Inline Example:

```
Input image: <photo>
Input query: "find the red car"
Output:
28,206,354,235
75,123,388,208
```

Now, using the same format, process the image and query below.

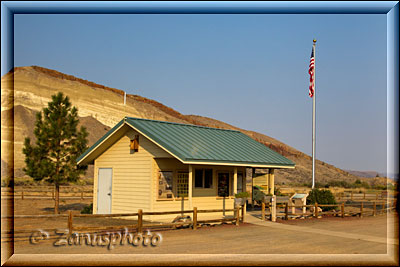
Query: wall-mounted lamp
130,135,139,152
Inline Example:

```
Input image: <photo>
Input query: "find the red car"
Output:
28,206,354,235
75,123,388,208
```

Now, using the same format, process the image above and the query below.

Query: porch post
251,168,255,209
233,167,238,218
269,169,275,195
188,164,193,209
233,167,238,195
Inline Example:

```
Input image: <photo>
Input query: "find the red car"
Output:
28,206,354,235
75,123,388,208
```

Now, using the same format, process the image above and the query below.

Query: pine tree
22,92,88,214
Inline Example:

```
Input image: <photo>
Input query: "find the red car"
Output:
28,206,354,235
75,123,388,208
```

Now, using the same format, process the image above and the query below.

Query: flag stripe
308,46,315,97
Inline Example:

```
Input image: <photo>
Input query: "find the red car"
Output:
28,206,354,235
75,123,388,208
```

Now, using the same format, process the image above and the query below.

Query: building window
237,172,244,193
195,169,203,188
204,169,213,188
177,172,189,197
194,169,213,188
158,171,173,199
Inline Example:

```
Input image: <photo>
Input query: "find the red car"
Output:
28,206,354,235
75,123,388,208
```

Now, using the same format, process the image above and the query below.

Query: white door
97,168,112,214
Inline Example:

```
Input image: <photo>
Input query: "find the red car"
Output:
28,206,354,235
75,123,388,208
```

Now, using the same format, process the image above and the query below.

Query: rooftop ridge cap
125,116,241,133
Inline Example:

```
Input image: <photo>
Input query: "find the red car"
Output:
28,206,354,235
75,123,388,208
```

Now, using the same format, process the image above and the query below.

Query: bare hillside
1,66,367,185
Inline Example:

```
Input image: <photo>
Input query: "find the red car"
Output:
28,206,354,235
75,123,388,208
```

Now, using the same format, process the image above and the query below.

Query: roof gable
78,117,295,168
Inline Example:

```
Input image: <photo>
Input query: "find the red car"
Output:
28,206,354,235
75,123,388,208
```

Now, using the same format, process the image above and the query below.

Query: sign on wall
158,171,173,199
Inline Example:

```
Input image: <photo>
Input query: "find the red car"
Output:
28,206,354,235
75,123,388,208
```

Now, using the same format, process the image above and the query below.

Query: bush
306,188,337,211
326,179,371,189
373,184,387,190
252,186,266,205
274,187,284,196
81,203,93,214
235,192,250,198
315,182,327,188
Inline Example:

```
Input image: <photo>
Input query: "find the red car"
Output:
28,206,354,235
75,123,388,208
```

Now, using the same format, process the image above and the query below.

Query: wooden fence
1,206,245,242
1,186,93,200
334,191,396,201
2,187,396,201
260,199,397,221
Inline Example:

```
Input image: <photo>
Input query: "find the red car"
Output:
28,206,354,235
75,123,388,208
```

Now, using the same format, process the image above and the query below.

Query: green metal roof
78,116,295,168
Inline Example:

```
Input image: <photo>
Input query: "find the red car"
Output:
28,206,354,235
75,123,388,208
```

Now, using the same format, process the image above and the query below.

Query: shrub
373,184,387,190
274,187,284,196
81,203,93,214
306,188,337,211
252,186,266,205
235,192,250,198
326,180,353,189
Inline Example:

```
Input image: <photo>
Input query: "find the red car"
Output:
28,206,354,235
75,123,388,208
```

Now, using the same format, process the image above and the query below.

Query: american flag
308,46,315,97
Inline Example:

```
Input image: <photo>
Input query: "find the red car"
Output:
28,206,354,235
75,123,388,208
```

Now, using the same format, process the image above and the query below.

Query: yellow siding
93,128,172,217
253,173,268,187
92,127,249,222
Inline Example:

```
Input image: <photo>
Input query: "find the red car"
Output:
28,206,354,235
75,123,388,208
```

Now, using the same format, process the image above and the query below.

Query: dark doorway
218,172,230,197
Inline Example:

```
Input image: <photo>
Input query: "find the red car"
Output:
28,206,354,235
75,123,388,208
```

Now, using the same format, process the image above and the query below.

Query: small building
77,117,295,221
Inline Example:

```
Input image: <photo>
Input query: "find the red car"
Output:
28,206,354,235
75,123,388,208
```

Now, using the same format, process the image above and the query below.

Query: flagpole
312,39,316,189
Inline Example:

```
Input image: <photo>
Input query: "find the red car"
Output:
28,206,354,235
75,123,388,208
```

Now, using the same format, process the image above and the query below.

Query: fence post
360,202,363,218
241,204,245,222
68,210,73,233
137,209,143,233
235,207,240,226
341,203,345,218
315,203,319,218
261,202,265,221
193,207,197,230
271,196,276,222
363,192,366,199
52,189,55,200
373,202,376,216
81,191,84,200
285,203,289,220
21,191,24,200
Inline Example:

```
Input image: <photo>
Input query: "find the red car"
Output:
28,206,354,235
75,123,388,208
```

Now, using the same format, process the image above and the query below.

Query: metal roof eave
181,160,295,169
76,119,126,165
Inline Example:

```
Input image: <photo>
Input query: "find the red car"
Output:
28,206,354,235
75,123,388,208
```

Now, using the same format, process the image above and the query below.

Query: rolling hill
1,66,380,186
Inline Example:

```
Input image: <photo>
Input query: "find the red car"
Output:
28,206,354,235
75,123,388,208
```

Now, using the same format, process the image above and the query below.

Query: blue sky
13,14,387,173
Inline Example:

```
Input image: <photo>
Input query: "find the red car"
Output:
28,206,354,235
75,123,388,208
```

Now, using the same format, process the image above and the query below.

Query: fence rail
1,186,93,200
2,187,396,201
334,191,397,201
261,199,397,221
1,206,245,241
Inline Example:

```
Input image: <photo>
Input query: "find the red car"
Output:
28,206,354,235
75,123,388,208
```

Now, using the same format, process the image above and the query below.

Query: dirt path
246,212,398,245
3,199,399,265
9,213,397,255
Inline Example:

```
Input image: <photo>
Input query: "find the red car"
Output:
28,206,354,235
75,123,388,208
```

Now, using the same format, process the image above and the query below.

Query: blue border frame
1,1,399,264
1,1,398,74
